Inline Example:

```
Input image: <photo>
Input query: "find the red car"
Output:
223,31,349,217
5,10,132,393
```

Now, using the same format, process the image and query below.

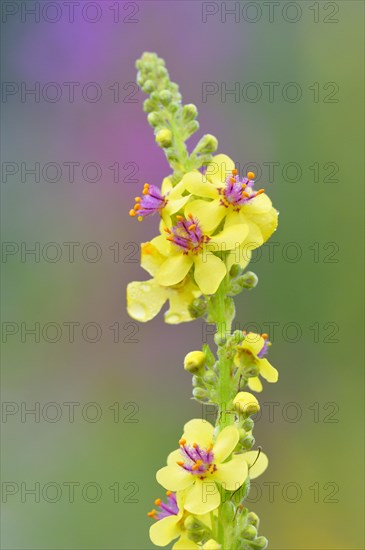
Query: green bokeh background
1,1,364,549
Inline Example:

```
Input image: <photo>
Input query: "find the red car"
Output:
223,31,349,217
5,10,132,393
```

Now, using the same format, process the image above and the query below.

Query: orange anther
154,498,162,506
129,209,136,217
256,189,265,195
176,215,184,221
230,177,236,183
179,438,186,446
134,197,141,202
242,192,250,198
261,333,269,340
247,171,255,180
147,510,157,518
176,461,184,467
142,189,149,195
188,213,194,219
134,204,141,211
232,169,238,175
188,224,196,231
166,491,172,496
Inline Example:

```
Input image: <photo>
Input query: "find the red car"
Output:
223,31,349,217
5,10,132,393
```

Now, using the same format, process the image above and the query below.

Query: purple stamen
257,339,270,358
165,216,210,254
219,171,264,211
178,442,216,478
132,184,167,219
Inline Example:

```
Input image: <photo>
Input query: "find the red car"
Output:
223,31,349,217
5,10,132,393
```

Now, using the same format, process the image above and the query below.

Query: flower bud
238,271,258,290
185,120,199,138
188,297,207,318
233,392,260,416
159,90,172,105
229,264,242,278
193,387,209,400
242,435,255,450
182,103,198,122
194,134,218,155
203,540,221,550
203,371,217,384
252,536,268,549
184,515,207,543
214,332,227,346
247,511,259,528
143,98,156,113
155,128,173,148
243,418,254,432
241,524,257,540
184,351,206,373
219,501,235,523
147,112,160,127
142,79,154,93
192,375,201,387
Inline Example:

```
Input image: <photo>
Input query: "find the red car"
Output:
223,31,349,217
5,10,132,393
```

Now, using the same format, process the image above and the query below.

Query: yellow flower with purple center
180,154,278,264
234,332,279,392
148,491,203,549
156,419,268,515
129,177,189,226
155,214,248,295
127,237,201,324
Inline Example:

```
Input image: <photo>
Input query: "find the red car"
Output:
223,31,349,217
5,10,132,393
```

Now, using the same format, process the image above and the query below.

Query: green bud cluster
136,52,218,182
221,504,268,550
228,268,259,296
184,344,220,405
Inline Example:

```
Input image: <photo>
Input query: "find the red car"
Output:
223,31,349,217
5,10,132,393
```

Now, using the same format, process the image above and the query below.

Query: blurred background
1,1,364,548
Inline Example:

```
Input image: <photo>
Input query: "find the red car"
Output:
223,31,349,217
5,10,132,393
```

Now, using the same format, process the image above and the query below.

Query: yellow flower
127,237,201,324
179,154,278,266
148,490,210,549
155,214,248,295
234,333,278,392
156,419,259,515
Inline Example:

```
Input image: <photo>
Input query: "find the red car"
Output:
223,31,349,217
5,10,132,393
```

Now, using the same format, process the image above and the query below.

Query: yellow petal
242,193,272,214
247,377,263,392
206,154,235,186
165,279,201,324
184,199,224,234
150,515,180,547
181,171,219,199
156,254,194,287
173,535,199,550
243,450,269,479
165,195,190,216
141,241,166,276
150,235,171,256
193,254,226,295
243,333,265,357
127,280,168,322
249,207,278,243
213,425,240,463
210,224,248,250
167,449,184,466
183,419,214,447
259,358,278,383
214,455,248,491
161,176,173,195
184,479,221,515
225,211,263,250
156,465,193,492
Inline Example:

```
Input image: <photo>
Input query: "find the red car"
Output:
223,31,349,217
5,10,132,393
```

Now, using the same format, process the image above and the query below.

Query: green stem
211,276,234,432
